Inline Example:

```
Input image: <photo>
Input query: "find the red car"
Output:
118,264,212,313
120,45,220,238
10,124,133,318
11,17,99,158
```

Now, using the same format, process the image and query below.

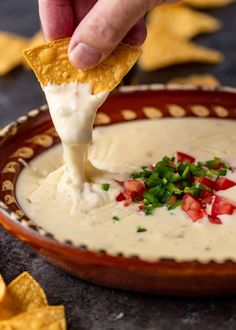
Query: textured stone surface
1,1,236,329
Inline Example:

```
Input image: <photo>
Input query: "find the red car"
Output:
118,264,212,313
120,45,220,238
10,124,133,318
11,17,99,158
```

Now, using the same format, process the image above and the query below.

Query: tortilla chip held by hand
23,38,141,94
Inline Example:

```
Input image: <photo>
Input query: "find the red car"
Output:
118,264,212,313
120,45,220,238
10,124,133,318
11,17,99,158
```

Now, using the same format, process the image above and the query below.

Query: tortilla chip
0,275,6,302
0,294,15,320
0,275,14,320
168,74,220,87
0,32,28,75
7,272,48,313
22,38,141,94
138,27,223,71
0,306,66,330
184,0,234,8
148,4,220,40
0,272,48,320
23,31,45,69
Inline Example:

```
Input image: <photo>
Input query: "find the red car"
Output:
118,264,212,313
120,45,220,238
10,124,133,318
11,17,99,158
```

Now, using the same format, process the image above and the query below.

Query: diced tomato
208,216,222,225
123,189,133,197
168,161,176,167
124,197,132,207
116,192,126,202
214,162,224,170
177,152,195,164
211,195,236,217
166,195,177,206
124,180,145,193
181,193,206,222
214,178,236,191
116,180,145,206
138,201,144,210
200,191,214,207
195,177,215,190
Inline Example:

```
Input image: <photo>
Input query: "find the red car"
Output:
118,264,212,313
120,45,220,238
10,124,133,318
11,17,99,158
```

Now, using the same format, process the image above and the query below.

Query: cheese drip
43,82,109,186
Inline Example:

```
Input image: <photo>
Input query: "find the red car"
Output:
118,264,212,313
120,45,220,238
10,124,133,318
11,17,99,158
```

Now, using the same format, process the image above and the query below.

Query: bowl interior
1,85,236,245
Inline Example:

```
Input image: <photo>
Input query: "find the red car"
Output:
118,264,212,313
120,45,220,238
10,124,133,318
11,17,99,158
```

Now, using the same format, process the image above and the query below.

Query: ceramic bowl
1,84,236,296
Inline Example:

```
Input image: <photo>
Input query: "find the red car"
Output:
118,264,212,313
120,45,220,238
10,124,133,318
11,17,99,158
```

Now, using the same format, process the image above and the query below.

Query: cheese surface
16,118,236,262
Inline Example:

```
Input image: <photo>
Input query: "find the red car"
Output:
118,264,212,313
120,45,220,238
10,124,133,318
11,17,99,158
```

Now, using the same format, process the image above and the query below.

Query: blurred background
0,0,236,128
0,0,236,126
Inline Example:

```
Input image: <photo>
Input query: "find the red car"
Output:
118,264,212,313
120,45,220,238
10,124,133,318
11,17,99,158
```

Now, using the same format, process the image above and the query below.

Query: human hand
39,0,178,69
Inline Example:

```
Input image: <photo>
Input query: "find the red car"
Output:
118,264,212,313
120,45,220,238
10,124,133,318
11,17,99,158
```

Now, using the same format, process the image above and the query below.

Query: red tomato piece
177,152,195,164
208,216,222,225
214,178,236,191
168,161,176,167
166,195,177,206
214,162,224,170
124,197,132,207
124,180,145,193
123,189,133,197
211,195,236,216
116,192,126,202
138,201,144,210
195,177,215,189
181,193,206,222
200,191,214,207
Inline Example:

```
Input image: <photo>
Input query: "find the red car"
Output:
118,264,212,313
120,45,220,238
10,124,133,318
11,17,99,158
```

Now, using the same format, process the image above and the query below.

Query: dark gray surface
1,1,236,329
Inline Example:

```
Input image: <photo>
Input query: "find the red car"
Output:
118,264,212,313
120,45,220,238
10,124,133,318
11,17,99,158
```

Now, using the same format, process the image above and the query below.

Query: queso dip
16,117,236,263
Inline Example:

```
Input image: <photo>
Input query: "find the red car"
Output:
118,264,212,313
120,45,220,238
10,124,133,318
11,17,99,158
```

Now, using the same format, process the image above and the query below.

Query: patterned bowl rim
1,83,236,264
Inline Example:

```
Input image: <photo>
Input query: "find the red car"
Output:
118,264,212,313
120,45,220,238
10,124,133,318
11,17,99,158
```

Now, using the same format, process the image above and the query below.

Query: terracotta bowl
1,84,236,296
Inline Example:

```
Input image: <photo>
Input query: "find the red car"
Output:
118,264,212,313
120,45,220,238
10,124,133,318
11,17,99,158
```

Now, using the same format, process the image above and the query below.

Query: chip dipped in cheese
23,38,141,94
22,39,141,210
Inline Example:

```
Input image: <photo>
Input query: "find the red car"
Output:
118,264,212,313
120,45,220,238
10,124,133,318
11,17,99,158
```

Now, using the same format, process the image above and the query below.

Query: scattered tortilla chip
0,280,15,321
23,31,45,69
148,4,221,40
184,0,234,8
0,272,67,328
0,275,6,302
0,306,66,330
0,272,48,321
7,272,48,313
22,38,141,94
0,295,15,320
168,74,220,87
138,27,223,71
0,32,28,75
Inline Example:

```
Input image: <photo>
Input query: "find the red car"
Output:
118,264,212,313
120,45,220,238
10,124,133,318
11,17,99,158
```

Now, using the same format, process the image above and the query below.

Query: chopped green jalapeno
143,191,159,204
116,154,232,218
168,200,182,210
206,157,222,169
182,166,190,179
184,187,200,197
166,183,182,195
137,227,147,233
101,183,110,191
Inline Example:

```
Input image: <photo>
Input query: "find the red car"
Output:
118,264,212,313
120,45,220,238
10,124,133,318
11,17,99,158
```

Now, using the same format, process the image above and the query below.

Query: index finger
38,0,74,41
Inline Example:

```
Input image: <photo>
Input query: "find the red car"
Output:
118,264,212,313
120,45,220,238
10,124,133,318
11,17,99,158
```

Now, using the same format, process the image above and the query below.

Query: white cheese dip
16,118,236,262
43,83,109,209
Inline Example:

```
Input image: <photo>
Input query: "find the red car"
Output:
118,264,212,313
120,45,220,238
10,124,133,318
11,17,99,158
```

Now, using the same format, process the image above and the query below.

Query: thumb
68,0,159,69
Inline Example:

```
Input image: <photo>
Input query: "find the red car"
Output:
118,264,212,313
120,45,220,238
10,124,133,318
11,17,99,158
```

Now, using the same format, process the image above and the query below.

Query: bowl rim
1,83,236,267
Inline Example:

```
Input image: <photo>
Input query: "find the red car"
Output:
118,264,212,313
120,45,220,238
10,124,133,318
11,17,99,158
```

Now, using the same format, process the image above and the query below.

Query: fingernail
69,43,101,69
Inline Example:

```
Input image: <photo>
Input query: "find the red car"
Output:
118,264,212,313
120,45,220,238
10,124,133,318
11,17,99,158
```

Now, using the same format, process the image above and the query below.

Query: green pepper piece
166,183,182,195
184,187,200,197
168,200,182,210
